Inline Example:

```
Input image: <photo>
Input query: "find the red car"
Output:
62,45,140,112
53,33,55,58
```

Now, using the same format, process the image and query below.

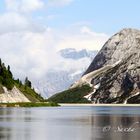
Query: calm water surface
0,106,140,140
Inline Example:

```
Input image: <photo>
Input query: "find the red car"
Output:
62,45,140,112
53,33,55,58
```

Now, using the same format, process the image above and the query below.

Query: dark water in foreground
0,106,140,140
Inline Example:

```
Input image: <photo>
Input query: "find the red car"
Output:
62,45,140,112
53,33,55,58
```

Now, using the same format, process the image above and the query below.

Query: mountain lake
0,106,139,140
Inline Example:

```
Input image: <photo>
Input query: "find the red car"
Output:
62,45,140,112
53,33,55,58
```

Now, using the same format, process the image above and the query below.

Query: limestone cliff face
84,28,140,75
0,86,30,103
74,28,140,103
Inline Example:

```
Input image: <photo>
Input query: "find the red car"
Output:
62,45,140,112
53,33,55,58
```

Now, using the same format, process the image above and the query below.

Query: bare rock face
82,28,140,103
0,86,30,103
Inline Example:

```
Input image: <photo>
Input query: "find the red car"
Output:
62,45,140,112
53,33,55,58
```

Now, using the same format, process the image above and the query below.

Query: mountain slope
48,85,92,103
0,59,44,103
48,28,140,104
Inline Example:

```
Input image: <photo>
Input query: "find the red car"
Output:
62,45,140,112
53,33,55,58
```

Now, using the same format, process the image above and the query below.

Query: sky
0,0,139,85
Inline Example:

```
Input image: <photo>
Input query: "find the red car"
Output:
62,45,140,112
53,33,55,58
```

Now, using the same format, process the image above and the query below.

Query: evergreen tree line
0,59,32,90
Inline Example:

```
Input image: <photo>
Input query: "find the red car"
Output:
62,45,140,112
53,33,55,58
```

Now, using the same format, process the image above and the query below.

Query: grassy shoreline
0,102,59,107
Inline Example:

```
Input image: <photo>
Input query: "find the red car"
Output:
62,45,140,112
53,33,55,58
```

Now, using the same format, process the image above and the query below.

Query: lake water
0,106,140,140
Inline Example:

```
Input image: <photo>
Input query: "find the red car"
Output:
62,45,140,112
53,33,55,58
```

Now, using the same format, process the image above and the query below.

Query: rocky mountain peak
84,28,140,75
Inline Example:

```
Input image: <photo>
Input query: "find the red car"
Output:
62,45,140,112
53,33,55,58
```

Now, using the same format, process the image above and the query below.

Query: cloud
2,0,45,34
80,26,108,37
57,26,109,51
0,12,45,34
48,0,74,7
5,0,44,13
0,31,53,80
52,56,92,72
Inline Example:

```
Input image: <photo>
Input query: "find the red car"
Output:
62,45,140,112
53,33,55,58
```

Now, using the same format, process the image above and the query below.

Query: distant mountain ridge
59,48,97,60
36,48,98,98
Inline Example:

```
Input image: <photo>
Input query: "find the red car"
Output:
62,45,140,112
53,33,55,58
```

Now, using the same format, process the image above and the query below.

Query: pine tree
7,65,13,79
0,59,1,66
0,59,2,75
2,63,5,68
19,80,22,87
8,65,10,71
24,77,32,88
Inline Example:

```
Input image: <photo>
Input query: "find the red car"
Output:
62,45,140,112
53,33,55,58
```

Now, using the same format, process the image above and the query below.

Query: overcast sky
0,0,139,84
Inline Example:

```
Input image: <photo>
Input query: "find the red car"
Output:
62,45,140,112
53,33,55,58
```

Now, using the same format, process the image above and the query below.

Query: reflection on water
0,106,139,140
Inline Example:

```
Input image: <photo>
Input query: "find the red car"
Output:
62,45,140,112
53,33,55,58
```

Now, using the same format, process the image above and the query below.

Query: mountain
59,48,97,60
48,28,140,104
36,48,98,98
0,59,44,103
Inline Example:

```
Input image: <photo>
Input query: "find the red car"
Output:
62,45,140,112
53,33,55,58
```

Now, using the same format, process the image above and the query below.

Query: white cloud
0,12,45,34
80,26,108,37
57,26,109,51
53,57,92,72
20,0,44,12
48,0,73,7
5,0,44,13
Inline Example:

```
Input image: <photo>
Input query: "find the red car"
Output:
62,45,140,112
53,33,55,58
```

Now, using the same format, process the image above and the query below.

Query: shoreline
0,102,59,107
59,103,140,107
